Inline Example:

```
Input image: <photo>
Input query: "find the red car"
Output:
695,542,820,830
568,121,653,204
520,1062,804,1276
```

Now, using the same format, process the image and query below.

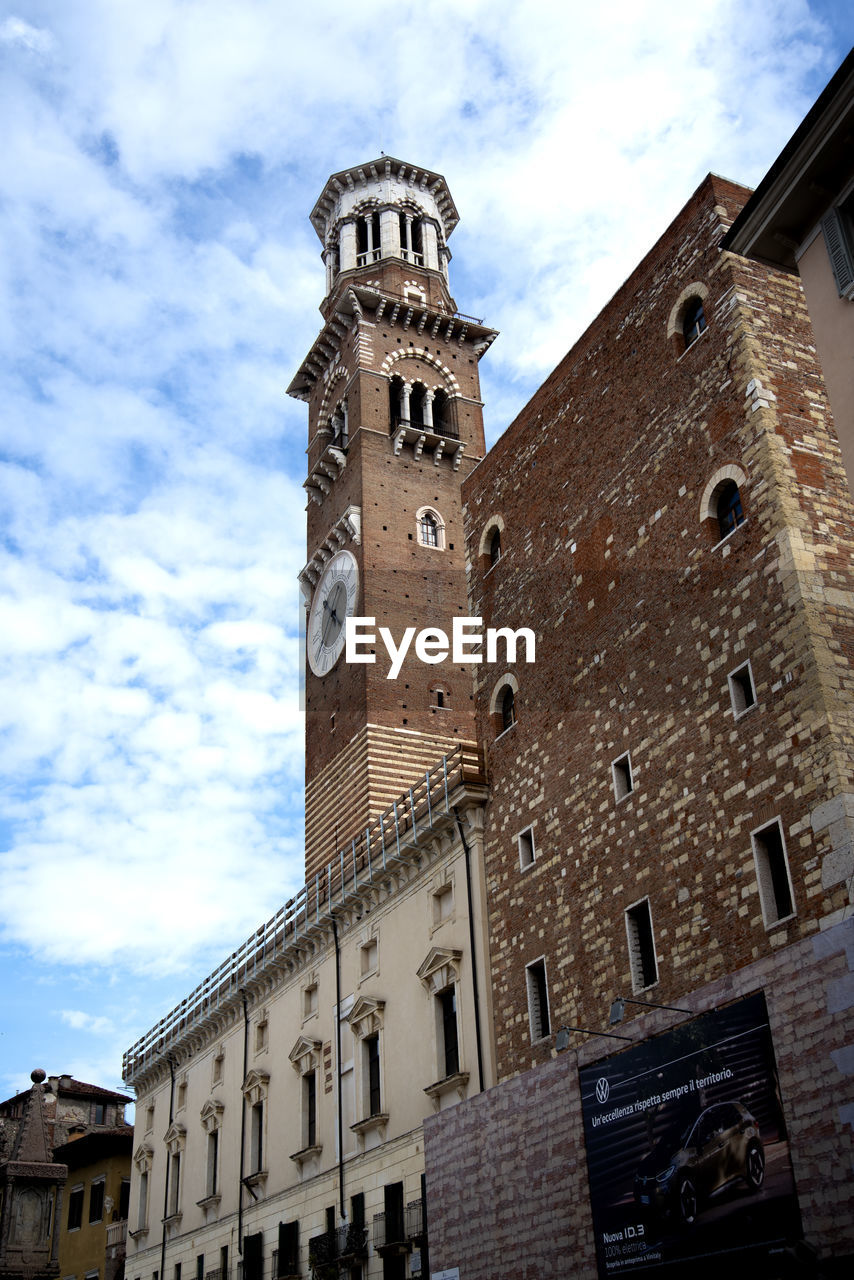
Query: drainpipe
160,1055,176,1280
454,809,485,1093
332,917,345,1222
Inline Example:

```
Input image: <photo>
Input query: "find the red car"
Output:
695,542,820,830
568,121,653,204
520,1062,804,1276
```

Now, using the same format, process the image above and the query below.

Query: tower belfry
288,156,497,879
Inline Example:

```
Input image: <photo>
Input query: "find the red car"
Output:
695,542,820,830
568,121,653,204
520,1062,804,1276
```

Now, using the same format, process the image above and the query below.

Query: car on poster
578,992,801,1275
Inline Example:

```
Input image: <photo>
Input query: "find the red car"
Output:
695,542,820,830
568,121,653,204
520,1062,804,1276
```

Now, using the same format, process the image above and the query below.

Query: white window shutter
821,208,854,296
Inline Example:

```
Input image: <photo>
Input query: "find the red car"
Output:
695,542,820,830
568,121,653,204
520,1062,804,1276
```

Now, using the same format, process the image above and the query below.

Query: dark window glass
682,298,706,347
367,1035,381,1116
68,1187,84,1231
89,1179,105,1223
717,480,744,538
420,513,438,546
489,528,501,565
306,1071,316,1148
439,988,459,1077
500,685,515,731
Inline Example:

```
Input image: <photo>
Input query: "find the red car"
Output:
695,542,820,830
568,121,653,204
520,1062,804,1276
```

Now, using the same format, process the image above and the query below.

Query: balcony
105,1221,127,1249
307,1224,367,1275
372,1211,408,1255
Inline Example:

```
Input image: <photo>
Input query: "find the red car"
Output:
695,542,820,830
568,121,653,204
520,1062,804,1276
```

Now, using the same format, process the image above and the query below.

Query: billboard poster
578,991,801,1275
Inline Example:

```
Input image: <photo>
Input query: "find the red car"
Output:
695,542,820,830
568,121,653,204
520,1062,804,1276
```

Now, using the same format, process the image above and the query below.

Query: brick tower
288,157,496,879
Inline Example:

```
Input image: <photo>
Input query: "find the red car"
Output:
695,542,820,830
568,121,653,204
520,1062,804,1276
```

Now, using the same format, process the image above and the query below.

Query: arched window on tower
399,213,424,265
410,383,426,428
716,479,744,539
490,674,518,737
357,212,381,266
419,512,439,547
432,389,457,440
389,376,406,431
500,685,515,731
682,297,707,348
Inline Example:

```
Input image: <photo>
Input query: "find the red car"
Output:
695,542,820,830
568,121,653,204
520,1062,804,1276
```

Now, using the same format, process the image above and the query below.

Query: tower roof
310,156,459,242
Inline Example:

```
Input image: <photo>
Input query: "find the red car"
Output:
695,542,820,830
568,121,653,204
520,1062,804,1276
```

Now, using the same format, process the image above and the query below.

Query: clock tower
289,157,497,879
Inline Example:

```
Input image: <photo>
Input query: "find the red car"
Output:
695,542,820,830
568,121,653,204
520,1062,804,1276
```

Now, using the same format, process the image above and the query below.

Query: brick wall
462,173,854,1082
424,916,854,1276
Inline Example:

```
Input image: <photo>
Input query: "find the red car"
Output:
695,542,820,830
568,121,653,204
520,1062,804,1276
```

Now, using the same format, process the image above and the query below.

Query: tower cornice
310,156,459,242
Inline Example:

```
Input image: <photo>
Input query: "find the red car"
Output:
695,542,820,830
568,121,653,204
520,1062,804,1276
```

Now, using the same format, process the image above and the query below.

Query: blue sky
1,0,852,1105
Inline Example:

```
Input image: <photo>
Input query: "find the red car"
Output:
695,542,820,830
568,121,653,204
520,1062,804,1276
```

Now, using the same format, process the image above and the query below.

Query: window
68,1185,84,1231
682,297,707,347
304,1070,317,1148
242,1234,263,1280
89,1178,105,1224
173,1264,181,1280
212,1050,224,1086
490,674,519,736
489,527,501,565
612,752,633,801
255,1017,268,1053
303,983,318,1018
365,1035,381,1116
356,211,381,265
136,1172,149,1231
168,1152,181,1217
250,1101,264,1173
821,196,854,297
176,1081,187,1111
196,1257,204,1280
220,1246,228,1280
144,1105,154,1133
383,1183,405,1247
93,1103,107,1125
518,826,535,870
419,511,438,546
360,938,378,976
399,212,423,264
119,1178,130,1221
752,820,795,926
526,959,550,1041
716,479,744,539
432,883,453,927
277,1222,299,1278
626,898,658,990
438,988,460,1077
500,685,515,731
206,1129,219,1197
729,660,757,718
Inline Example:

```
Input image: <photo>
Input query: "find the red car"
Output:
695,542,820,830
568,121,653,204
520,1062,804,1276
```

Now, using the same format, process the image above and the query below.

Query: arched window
490,674,518,736
357,211,381,265
416,506,445,550
716,480,744,538
410,382,426,427
420,512,439,547
432,389,456,439
399,213,424,265
389,376,405,431
682,297,707,348
489,528,501,566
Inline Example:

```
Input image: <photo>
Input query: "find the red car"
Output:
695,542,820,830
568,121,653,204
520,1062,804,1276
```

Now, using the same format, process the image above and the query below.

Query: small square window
360,938,378,976
612,752,633,802
518,826,536,870
626,898,658,991
525,958,550,1041
176,1081,187,1111
255,1018,268,1053
304,983,318,1018
144,1105,155,1133
751,820,795,927
728,661,757,718
211,1051,224,1086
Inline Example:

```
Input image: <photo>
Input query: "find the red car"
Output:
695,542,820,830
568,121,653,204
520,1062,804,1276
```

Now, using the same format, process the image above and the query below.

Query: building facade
424,170,854,1276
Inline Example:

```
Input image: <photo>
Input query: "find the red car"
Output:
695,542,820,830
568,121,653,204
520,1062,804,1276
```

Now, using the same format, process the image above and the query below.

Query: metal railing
389,415,460,441
123,745,483,1080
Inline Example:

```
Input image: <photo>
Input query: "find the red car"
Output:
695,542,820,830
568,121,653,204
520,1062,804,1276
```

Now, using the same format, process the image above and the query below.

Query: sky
1,0,852,1106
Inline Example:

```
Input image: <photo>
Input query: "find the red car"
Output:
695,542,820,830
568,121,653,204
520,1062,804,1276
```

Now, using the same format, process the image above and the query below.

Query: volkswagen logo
595,1077,610,1104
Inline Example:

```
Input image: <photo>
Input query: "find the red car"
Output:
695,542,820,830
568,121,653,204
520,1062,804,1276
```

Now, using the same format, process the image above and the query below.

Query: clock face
307,549,359,676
